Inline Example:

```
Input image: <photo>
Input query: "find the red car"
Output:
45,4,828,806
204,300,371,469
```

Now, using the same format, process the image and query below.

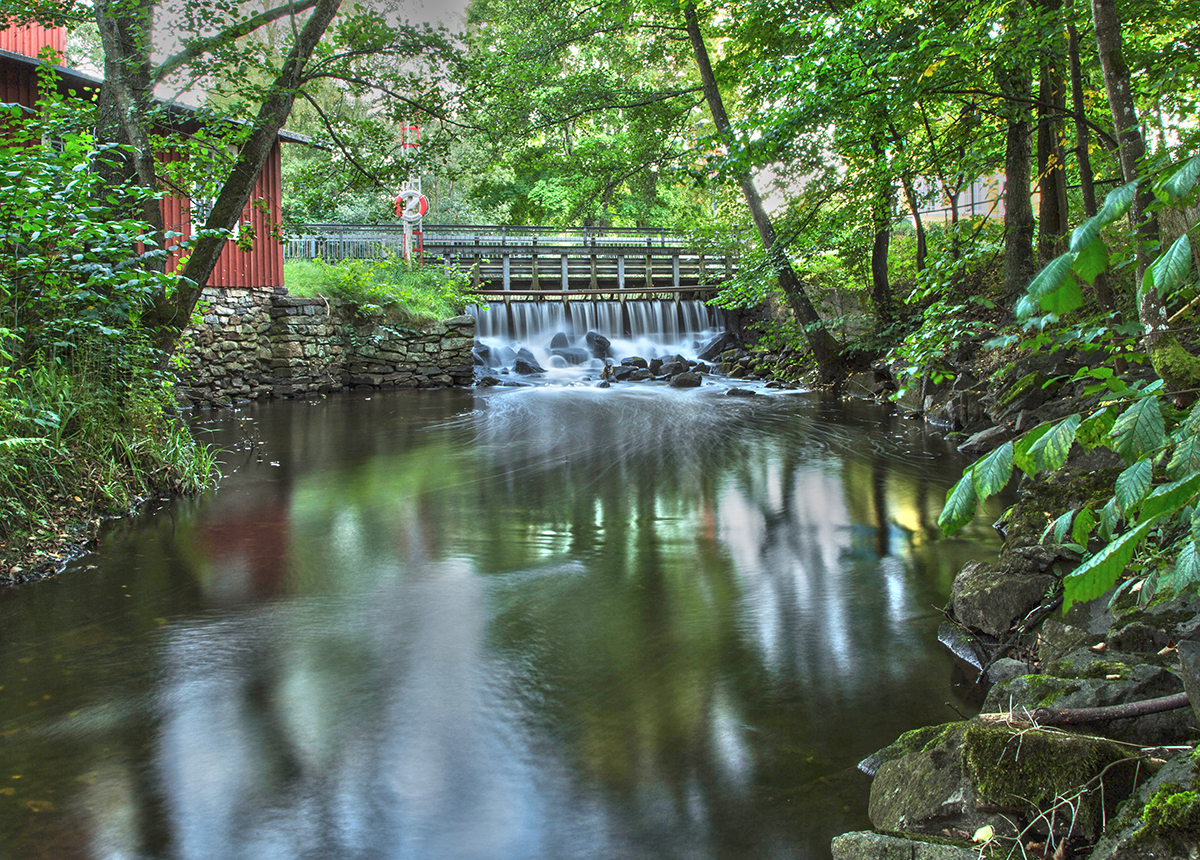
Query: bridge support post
502,253,511,291
698,253,706,285
672,254,680,289
531,236,539,291
617,255,625,290
561,254,569,291
473,236,482,291
644,238,653,288
589,238,598,291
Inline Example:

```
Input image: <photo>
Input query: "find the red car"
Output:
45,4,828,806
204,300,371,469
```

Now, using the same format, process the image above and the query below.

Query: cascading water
469,299,727,384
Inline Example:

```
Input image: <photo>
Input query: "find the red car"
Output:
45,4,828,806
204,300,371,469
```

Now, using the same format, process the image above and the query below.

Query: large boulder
548,331,570,350
585,330,612,358
514,357,545,375
669,371,702,388
949,561,1056,637
696,332,735,362
869,719,1143,845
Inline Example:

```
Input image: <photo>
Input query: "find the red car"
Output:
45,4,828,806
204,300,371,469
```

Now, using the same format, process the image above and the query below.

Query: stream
0,379,1003,859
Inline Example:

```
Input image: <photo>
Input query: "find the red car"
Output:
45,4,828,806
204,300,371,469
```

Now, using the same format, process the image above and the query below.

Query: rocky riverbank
779,343,1200,859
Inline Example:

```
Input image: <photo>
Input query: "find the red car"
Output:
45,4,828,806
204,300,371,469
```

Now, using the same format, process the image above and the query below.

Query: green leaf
1068,213,1106,253
1025,414,1082,473
1161,540,1200,595
1110,396,1165,462
1098,180,1138,223
1072,506,1097,546
1027,252,1076,301
1051,508,1076,543
1145,234,1192,297
1168,435,1200,481
1099,496,1121,542
1140,472,1200,521
938,474,978,535
1076,406,1117,449
1115,459,1153,514
1039,275,1084,315
1063,515,1161,611
1014,422,1055,475
1071,239,1109,285
972,441,1015,499
1161,155,1200,200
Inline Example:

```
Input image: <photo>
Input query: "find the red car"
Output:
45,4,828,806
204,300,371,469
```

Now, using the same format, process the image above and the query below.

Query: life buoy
394,190,428,222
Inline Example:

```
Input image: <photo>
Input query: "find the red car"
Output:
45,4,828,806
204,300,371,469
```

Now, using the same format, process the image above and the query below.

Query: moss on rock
1135,782,1200,843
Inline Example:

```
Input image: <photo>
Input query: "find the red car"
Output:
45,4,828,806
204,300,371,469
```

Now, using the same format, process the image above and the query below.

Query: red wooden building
1,26,291,289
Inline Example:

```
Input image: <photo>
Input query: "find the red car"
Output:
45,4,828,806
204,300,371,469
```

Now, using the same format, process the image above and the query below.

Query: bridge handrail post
589,237,598,291
645,237,653,288
530,236,539,291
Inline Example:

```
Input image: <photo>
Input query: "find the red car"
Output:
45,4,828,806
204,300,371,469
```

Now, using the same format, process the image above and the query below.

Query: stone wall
177,286,475,406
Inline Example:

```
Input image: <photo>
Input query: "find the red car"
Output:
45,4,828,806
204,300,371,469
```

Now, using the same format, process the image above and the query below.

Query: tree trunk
1092,0,1200,393
1067,4,1111,307
143,0,342,354
95,0,165,264
1034,0,1070,265
996,21,1036,302
901,175,927,273
683,2,843,380
869,136,896,325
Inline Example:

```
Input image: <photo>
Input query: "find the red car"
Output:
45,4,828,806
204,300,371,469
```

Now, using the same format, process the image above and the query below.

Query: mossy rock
1089,748,1199,860
869,719,1146,845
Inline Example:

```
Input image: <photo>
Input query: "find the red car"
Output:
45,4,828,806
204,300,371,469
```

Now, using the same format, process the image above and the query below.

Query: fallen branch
980,692,1191,726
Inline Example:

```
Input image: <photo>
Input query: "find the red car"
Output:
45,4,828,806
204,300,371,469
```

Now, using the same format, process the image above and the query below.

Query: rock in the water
726,387,757,397
621,356,648,369
585,330,611,358
696,332,735,362
669,371,702,388
830,831,978,860
957,425,1012,455
950,561,1056,637
628,368,654,381
869,719,1142,844
648,358,664,374
477,375,501,387
514,357,545,375
550,347,590,366
612,365,638,381
548,331,570,350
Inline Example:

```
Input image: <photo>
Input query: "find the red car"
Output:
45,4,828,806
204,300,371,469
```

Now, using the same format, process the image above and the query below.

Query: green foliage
283,256,472,327
939,152,1200,612
1,72,216,568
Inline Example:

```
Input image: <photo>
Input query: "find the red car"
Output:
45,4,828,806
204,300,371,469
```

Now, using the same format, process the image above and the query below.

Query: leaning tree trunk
869,136,896,325
682,2,843,380
1092,0,1200,393
142,0,343,355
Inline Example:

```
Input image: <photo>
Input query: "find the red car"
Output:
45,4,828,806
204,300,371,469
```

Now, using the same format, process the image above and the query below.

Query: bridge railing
284,223,736,294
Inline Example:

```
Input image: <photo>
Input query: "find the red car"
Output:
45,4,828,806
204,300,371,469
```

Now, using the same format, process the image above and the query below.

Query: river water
0,385,1002,859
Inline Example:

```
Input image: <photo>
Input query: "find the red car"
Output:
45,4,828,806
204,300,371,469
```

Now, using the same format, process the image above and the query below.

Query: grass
0,351,219,582
284,256,474,328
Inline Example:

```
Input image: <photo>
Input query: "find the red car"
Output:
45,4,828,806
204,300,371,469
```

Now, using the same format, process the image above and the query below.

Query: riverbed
0,385,1002,859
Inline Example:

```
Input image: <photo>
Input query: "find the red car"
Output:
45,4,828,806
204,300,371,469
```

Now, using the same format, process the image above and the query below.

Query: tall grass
283,256,473,327
0,349,218,576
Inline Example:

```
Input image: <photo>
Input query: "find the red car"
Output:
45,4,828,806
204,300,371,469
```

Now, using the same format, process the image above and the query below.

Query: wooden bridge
285,224,736,296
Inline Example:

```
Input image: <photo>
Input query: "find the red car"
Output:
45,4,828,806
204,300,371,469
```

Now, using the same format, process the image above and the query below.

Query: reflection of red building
195,496,291,600
1,26,290,289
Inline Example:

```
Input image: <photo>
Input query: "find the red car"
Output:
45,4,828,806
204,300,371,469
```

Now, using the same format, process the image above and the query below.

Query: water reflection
0,388,1002,859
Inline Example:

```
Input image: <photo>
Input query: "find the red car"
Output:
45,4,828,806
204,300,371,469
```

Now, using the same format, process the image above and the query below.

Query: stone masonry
177,286,475,406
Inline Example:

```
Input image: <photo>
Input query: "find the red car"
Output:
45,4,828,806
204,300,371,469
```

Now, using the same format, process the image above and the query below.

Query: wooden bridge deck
285,224,736,295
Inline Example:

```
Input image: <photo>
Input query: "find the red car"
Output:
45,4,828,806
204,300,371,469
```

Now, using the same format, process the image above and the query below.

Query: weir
469,298,727,381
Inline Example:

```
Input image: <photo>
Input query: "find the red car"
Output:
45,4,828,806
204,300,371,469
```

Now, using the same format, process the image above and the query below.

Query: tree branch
152,0,319,84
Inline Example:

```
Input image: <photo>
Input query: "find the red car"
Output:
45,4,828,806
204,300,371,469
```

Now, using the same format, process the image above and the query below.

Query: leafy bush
283,255,473,327
939,153,1200,611
1,66,216,571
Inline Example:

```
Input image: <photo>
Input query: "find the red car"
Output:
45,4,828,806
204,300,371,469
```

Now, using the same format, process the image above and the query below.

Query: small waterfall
468,299,726,383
